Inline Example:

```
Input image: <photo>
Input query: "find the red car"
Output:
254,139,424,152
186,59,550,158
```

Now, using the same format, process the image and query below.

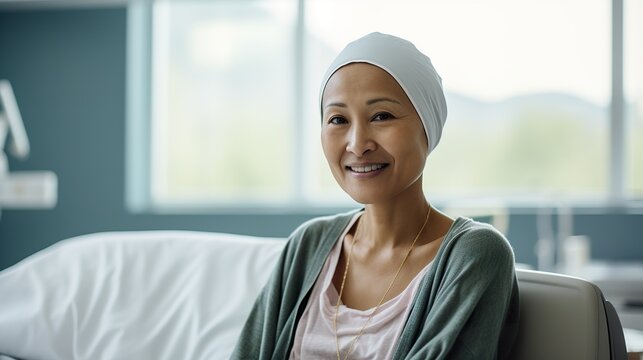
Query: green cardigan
231,210,520,359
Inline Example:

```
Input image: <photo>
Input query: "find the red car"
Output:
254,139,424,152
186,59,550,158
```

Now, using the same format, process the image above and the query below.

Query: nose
346,122,376,156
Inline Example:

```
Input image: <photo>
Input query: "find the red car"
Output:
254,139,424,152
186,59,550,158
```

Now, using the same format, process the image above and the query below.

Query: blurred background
0,0,641,327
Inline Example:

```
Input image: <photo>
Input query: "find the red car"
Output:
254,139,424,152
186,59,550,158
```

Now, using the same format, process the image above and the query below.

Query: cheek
321,130,342,166
386,128,428,169
405,123,429,159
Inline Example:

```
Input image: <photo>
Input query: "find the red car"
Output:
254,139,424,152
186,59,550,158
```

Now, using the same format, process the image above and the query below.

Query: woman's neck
357,181,431,251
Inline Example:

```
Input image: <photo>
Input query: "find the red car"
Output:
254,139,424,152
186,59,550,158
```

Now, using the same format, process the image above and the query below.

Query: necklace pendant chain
334,205,432,360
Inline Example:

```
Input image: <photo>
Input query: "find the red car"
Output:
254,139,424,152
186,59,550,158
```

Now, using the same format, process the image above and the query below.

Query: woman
232,32,519,360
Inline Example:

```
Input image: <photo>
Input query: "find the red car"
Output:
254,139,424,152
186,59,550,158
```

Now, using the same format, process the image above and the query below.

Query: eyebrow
324,97,401,109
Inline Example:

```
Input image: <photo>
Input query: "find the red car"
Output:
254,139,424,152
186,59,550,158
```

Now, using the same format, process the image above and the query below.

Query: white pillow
0,231,286,360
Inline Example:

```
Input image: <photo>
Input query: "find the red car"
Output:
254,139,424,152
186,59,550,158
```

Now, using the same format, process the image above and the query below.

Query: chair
512,269,627,360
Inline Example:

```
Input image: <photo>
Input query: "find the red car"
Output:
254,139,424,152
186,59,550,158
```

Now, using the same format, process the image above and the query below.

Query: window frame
126,0,643,214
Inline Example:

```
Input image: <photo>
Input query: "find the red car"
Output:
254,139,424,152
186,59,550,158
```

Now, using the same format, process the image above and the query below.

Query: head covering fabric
319,32,447,152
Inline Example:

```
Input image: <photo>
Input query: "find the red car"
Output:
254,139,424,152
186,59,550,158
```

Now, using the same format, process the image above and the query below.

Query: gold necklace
334,205,432,360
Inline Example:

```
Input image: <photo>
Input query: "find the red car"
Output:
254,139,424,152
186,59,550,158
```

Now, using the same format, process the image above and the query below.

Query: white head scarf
319,32,448,152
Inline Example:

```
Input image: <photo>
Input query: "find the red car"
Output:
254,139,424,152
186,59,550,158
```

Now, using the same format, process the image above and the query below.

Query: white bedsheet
0,231,286,360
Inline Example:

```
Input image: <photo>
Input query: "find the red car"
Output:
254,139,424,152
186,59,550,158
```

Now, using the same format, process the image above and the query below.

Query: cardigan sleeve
397,225,519,360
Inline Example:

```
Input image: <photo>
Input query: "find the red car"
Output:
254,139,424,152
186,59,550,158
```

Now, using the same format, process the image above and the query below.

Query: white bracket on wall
0,79,58,211
0,171,57,209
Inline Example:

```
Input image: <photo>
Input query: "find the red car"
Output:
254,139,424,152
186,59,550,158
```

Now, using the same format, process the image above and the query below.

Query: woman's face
321,63,429,204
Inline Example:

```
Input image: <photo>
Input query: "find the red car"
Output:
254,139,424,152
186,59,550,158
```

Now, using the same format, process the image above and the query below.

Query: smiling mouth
346,164,389,173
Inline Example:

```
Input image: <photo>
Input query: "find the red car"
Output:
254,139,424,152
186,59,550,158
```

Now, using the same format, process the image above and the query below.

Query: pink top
289,213,433,360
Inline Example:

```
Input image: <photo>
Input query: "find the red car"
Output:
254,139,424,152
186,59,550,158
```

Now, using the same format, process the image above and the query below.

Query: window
128,0,639,212
301,0,611,204
625,0,643,196
150,1,296,207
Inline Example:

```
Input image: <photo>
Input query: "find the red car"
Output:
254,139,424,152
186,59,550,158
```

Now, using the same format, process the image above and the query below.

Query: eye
328,116,348,125
372,112,394,121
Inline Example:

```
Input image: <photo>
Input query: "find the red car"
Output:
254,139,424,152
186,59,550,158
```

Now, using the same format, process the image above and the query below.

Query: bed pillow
0,231,286,360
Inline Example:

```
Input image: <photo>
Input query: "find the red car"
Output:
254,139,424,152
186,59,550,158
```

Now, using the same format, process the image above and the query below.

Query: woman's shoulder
444,217,515,265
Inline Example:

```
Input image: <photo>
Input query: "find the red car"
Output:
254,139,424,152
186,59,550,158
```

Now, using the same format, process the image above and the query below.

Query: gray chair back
512,269,627,360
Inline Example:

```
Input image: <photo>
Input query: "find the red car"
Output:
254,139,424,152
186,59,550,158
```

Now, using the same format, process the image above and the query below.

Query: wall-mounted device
0,80,57,210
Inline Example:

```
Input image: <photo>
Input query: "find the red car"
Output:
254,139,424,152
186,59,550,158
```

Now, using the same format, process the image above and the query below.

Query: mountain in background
445,91,608,131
